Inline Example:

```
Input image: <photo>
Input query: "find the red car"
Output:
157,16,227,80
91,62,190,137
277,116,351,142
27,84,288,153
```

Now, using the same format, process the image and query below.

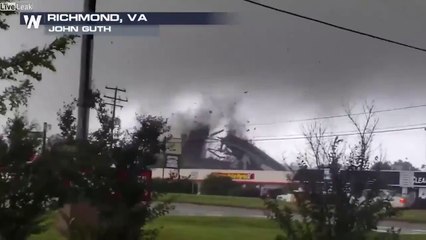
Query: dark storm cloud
2,0,426,165
91,0,426,116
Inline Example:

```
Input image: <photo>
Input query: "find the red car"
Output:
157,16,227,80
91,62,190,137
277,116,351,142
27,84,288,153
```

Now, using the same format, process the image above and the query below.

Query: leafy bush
49,96,173,240
152,178,195,194
0,11,75,239
0,116,60,240
201,174,241,196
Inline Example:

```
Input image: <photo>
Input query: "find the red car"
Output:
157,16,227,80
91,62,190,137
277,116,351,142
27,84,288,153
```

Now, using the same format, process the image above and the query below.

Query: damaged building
151,124,292,195
154,124,289,171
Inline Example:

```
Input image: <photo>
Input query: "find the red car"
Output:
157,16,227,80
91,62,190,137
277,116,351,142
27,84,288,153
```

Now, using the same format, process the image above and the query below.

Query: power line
249,103,426,126
242,0,426,53
254,122,426,139
251,125,426,142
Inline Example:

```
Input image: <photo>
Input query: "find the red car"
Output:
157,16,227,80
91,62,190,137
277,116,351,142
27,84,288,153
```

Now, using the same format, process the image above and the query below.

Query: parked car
276,193,296,202
358,189,416,209
384,190,416,208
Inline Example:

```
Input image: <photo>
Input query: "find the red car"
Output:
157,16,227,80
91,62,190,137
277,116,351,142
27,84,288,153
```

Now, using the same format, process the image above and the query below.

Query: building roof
220,134,289,171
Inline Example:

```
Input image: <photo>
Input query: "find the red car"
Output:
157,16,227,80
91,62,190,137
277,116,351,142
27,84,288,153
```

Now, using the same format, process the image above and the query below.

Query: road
168,203,426,235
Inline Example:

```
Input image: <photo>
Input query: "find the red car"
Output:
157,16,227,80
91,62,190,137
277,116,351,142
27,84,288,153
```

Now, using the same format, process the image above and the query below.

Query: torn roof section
153,125,289,171
220,134,289,171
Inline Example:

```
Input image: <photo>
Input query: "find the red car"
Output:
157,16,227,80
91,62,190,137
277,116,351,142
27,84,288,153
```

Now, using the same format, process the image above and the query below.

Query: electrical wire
242,0,426,53
251,125,426,142
249,103,426,126
253,122,426,139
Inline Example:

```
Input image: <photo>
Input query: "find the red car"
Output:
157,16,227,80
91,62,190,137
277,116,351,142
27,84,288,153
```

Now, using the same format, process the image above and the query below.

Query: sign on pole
166,138,182,155
164,138,182,179
166,155,179,168
399,171,414,188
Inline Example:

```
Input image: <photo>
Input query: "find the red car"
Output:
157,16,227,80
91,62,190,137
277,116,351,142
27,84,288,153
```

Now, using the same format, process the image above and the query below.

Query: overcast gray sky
2,0,426,167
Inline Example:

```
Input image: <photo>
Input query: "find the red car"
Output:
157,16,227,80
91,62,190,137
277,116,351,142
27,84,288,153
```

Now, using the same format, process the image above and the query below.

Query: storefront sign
414,177,426,185
212,172,255,180
413,172,426,186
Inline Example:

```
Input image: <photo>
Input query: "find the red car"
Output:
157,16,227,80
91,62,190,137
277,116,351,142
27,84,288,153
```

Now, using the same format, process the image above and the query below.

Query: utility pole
70,0,97,227
42,122,48,153
104,86,128,145
29,122,50,154
76,0,97,141
424,128,426,170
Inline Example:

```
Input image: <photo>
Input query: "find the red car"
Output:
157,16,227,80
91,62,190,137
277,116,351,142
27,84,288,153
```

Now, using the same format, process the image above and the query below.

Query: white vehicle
276,193,296,202
386,191,416,208
358,189,416,209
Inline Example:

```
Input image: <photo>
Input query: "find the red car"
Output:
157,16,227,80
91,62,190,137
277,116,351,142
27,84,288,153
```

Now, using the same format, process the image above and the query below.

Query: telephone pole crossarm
105,86,126,92
105,103,124,108
104,95,128,102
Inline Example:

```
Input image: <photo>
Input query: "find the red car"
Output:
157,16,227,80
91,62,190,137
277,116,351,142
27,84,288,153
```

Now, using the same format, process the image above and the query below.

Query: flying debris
209,129,224,137
244,91,248,94
209,110,213,114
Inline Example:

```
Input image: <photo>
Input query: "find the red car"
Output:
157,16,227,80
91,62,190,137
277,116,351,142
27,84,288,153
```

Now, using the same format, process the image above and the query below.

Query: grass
29,212,63,240
391,210,426,223
30,228,62,240
159,193,273,209
161,193,426,223
25,193,426,240
29,215,282,240
30,214,426,240
149,216,425,240
148,216,281,240
371,234,426,240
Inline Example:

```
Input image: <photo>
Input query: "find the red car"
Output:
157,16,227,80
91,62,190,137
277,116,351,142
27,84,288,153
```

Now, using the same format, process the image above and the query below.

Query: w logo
23,15,42,29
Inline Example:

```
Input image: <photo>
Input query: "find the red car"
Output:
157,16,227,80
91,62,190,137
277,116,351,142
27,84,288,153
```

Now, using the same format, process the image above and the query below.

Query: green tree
0,115,60,240
57,98,78,143
53,95,172,240
0,4,76,114
0,9,76,238
267,104,398,240
370,161,392,171
391,159,419,171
